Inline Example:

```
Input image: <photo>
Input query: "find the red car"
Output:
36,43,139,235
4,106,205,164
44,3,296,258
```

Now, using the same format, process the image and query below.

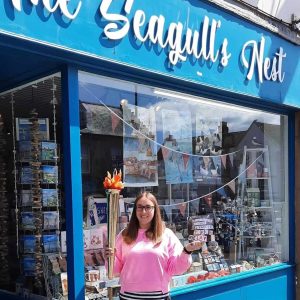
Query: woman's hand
184,241,203,253
103,246,115,260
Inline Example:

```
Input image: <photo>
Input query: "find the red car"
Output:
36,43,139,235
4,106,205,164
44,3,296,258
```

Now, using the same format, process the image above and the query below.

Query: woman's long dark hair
122,192,164,244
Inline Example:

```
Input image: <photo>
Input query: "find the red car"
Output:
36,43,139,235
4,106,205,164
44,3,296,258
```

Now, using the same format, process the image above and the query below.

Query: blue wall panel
0,0,300,107
242,276,286,300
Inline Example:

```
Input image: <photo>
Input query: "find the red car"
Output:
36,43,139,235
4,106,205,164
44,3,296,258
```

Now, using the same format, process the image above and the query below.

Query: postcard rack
12,82,61,295
0,114,10,287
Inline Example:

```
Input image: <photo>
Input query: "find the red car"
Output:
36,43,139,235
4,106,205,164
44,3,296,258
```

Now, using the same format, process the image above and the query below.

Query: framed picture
86,196,107,227
16,118,49,141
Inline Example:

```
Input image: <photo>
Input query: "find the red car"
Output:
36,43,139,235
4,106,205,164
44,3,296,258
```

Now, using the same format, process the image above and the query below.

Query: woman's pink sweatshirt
113,228,192,293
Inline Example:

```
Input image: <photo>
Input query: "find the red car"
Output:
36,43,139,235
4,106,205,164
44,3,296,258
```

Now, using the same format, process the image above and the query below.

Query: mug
85,270,100,282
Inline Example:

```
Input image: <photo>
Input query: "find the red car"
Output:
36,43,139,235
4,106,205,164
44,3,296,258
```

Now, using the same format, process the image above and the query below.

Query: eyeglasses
136,205,155,212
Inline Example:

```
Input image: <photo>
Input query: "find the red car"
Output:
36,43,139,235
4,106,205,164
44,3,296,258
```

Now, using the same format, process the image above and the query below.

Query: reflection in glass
79,71,288,295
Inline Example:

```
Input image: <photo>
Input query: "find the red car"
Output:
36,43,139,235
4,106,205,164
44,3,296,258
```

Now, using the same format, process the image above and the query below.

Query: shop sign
9,0,287,84
99,0,286,83
11,0,82,19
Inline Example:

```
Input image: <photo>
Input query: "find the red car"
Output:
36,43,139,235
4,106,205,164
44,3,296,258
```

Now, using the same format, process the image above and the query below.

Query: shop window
0,74,66,298
79,71,289,297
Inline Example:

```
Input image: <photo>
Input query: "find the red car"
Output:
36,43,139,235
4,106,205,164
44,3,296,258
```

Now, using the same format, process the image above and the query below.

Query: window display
0,75,66,299
78,71,289,298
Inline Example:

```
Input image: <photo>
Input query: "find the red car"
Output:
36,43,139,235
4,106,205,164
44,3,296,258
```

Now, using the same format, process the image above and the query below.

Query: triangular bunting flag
221,155,226,169
182,153,190,170
229,153,234,167
228,180,236,193
162,147,170,160
111,111,120,134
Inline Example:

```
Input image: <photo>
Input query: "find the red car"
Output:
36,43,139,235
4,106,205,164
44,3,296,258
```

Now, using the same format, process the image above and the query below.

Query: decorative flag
182,153,190,170
228,180,236,193
221,155,227,169
111,112,120,134
161,147,170,160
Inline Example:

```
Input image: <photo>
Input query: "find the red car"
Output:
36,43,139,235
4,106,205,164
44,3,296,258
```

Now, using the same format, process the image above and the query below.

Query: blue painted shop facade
0,0,298,299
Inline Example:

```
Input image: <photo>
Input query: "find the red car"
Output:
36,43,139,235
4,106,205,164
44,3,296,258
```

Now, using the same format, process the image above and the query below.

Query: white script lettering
11,0,82,20
241,37,286,83
99,0,231,66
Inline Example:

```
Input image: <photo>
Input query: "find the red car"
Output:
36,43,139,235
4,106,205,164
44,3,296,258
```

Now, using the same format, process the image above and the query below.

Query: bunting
228,180,236,193
111,111,120,134
221,155,227,169
182,153,190,170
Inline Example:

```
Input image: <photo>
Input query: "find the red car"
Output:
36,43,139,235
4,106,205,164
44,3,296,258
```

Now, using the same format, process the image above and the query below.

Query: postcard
22,235,36,253
42,189,58,207
23,257,35,276
20,167,33,184
21,212,35,230
16,117,49,141
18,141,32,162
42,165,58,184
90,227,103,249
41,142,57,161
84,229,91,250
43,211,59,230
20,190,33,207
43,234,59,253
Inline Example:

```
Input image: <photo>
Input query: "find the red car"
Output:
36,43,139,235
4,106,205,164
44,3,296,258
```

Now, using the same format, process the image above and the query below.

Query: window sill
170,263,294,297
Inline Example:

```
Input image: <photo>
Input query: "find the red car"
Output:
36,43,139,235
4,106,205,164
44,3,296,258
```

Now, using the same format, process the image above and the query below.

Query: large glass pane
0,75,67,299
79,71,288,296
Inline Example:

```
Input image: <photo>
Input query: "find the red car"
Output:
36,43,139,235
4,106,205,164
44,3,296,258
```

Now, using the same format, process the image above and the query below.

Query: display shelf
237,145,279,262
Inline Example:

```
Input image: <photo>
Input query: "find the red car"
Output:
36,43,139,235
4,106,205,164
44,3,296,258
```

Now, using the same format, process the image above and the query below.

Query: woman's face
136,196,155,229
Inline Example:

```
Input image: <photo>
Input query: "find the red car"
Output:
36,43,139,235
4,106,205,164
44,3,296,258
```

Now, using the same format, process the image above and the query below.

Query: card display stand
0,114,10,287
15,109,61,294
238,146,279,262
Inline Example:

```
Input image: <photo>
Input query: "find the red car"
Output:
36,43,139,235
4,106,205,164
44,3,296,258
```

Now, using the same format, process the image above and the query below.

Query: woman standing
105,192,203,300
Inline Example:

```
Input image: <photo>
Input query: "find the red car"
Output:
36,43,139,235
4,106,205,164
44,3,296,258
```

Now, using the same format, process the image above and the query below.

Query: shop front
0,0,298,299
